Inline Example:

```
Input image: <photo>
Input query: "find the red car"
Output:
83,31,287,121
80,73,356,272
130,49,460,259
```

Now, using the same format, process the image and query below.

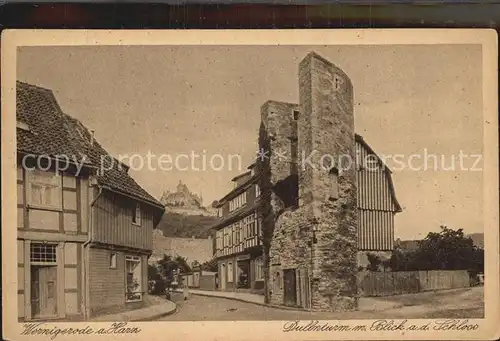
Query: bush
149,279,167,295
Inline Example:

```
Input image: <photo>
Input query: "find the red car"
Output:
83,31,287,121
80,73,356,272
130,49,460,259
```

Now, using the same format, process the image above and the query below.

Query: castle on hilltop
160,180,216,216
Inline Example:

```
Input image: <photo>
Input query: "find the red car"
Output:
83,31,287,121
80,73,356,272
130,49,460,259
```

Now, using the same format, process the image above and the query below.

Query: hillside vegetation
156,212,217,239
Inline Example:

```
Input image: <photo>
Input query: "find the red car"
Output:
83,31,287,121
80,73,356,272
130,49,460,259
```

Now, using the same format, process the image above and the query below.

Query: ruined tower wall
268,52,358,312
299,52,358,311
260,100,299,185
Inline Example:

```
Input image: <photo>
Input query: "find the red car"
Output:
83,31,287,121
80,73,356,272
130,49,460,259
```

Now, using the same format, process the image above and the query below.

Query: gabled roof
355,134,402,212
16,81,164,210
213,173,259,208
16,82,91,166
212,134,402,213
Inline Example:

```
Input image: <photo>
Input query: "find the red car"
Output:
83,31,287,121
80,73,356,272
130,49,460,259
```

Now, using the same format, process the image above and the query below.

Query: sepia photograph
2,29,499,340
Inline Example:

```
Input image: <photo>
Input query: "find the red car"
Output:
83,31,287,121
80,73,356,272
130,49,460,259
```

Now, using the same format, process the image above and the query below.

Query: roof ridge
17,81,164,210
60,111,163,208
16,80,54,93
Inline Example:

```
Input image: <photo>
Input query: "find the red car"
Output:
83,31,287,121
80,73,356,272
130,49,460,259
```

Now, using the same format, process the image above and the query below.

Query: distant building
394,239,420,251
395,233,484,251
16,82,164,321
211,52,402,311
160,180,216,216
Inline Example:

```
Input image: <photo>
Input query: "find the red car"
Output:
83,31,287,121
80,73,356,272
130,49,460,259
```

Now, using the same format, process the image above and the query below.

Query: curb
187,292,308,312
133,302,178,321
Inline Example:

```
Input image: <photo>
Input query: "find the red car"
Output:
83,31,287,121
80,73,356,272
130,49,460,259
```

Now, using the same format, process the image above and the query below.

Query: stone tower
265,52,358,312
298,52,358,311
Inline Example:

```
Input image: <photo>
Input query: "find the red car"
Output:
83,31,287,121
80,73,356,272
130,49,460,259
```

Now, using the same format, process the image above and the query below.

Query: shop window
125,255,142,302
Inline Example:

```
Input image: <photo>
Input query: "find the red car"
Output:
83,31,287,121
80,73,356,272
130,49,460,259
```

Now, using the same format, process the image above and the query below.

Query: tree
366,253,382,272
257,120,275,304
390,226,484,273
148,264,162,281
157,254,192,282
200,258,218,272
415,226,481,271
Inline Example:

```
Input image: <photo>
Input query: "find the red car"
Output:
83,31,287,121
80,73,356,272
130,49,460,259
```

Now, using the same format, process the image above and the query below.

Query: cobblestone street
160,288,484,321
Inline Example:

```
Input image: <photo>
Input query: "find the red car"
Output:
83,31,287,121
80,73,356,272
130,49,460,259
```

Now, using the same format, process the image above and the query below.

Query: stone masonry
264,52,358,312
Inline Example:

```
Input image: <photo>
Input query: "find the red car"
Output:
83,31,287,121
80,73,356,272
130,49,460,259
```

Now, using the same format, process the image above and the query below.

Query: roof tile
16,81,164,210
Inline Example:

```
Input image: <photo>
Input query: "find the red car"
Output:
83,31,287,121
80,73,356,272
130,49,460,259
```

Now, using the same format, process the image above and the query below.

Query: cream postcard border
2,29,499,341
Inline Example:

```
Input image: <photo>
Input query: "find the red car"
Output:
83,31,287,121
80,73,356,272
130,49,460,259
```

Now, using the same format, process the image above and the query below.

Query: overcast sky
17,44,483,240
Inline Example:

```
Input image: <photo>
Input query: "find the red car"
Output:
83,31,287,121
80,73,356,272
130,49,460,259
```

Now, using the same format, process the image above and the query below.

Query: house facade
16,81,164,321
212,164,264,293
211,52,401,311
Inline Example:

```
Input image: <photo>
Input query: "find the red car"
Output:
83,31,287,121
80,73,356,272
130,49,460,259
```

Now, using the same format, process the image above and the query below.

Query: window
235,224,240,245
217,207,223,218
109,252,117,269
329,167,339,201
229,224,234,245
17,120,30,131
125,255,142,302
257,216,262,238
255,184,261,198
239,223,244,243
28,169,62,209
30,243,57,264
244,214,257,238
216,230,222,250
274,272,282,291
227,262,233,282
229,192,247,212
132,203,141,225
255,258,264,280
292,110,299,121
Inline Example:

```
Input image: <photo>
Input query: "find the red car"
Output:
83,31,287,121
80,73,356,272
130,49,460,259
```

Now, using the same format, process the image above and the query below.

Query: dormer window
229,192,247,212
16,121,30,131
132,203,141,225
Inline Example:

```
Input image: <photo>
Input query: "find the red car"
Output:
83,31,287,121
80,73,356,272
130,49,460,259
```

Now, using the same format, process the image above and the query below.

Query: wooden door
31,266,58,318
283,269,297,306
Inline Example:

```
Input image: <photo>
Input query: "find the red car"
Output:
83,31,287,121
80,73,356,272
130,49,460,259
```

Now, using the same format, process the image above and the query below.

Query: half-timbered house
211,53,401,300
211,135,401,294
212,164,264,292
16,81,164,321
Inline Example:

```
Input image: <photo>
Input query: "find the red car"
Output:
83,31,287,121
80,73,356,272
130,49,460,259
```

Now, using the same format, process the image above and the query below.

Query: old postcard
1,29,499,341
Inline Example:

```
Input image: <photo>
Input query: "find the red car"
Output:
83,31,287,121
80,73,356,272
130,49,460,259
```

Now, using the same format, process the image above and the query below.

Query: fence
359,270,470,297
